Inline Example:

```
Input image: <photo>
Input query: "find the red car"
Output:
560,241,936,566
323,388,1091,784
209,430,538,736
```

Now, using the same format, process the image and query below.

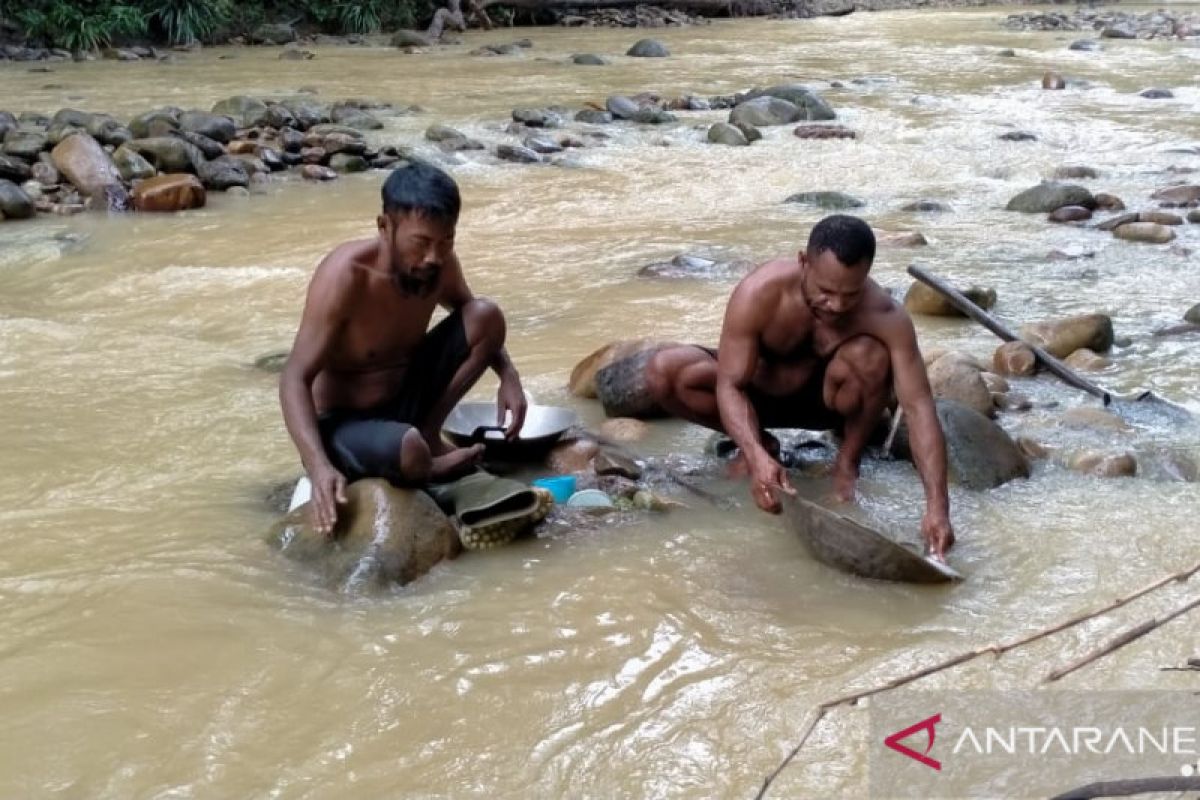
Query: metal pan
443,402,578,461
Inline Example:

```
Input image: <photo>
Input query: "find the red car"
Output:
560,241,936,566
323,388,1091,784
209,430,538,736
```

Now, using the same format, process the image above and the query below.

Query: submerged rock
707,122,749,147
1006,182,1094,213
268,480,460,591
740,85,836,121
993,341,1038,376
729,97,799,127
626,38,669,57
784,190,864,209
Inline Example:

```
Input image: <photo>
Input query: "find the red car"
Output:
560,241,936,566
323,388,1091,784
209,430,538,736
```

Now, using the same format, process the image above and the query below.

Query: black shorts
317,310,470,483
695,345,842,431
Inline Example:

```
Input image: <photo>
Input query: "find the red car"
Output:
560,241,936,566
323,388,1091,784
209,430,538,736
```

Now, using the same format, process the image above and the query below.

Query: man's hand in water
922,509,955,561
496,371,527,440
310,462,348,536
749,455,797,514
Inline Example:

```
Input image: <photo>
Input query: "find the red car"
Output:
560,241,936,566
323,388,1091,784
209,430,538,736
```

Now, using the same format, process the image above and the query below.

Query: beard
391,261,442,297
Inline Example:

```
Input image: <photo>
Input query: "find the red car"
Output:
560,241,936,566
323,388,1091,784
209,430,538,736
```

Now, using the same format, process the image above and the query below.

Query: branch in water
1049,776,1200,799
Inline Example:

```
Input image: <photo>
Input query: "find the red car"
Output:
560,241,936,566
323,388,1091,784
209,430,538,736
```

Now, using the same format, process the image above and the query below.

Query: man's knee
646,347,707,403
397,427,432,484
462,298,506,349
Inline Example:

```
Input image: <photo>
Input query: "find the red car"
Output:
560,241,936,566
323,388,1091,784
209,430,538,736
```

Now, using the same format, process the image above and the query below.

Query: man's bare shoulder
862,278,916,336
735,257,796,296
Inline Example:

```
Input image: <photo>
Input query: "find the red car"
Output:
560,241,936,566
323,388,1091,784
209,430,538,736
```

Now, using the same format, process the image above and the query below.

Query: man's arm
882,311,955,558
279,256,351,534
715,284,795,513
439,252,525,436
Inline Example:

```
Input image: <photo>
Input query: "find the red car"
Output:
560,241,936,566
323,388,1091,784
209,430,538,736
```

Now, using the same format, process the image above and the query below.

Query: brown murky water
2,8,1200,798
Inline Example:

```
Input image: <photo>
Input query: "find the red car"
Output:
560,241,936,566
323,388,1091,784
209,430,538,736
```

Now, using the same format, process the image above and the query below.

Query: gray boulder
329,153,369,172
113,145,156,181
708,122,749,147
180,111,236,144
197,156,250,190
127,137,206,173
895,399,1030,490
626,38,669,57
267,480,460,592
496,144,541,164
174,130,224,160
1005,182,1094,213
0,179,35,219
128,108,181,139
252,23,296,45
3,128,48,159
572,53,609,65
283,100,328,131
575,109,613,124
742,84,836,121
210,96,269,129
331,104,383,130
785,190,865,209
512,108,563,128
0,154,32,183
729,96,800,127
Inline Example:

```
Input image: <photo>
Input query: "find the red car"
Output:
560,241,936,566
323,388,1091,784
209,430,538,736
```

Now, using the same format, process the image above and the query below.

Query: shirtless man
280,161,527,535
645,215,954,559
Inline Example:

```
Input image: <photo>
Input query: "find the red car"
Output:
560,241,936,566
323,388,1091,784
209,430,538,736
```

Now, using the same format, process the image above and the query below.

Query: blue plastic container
532,476,576,504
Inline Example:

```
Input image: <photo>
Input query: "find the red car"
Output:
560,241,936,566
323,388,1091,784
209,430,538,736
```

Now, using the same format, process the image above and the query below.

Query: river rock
729,97,800,127
1019,314,1113,358
1062,407,1131,433
331,105,383,131
1094,192,1125,210
708,122,749,147
0,112,15,140
895,399,1029,490
1186,303,1200,325
301,147,326,165
741,85,836,121
50,133,122,197
132,173,205,212
391,30,432,48
927,357,993,417
0,179,34,219
0,154,31,183
599,418,650,443
1006,182,1094,213
3,128,48,159
1054,165,1100,180
329,153,368,172
112,145,155,181
512,107,563,128
128,109,181,139
736,123,762,143
596,347,664,418
30,159,58,186
1095,212,1138,232
993,341,1037,376
793,124,855,139
522,135,561,155
1140,87,1174,99
172,131,222,161
1113,222,1175,244
1049,205,1093,223
570,339,677,398
1067,450,1137,478
904,281,995,317
1152,185,1200,207
1069,38,1101,51
785,190,864,209
252,23,296,45
198,156,250,190
127,137,204,174
302,164,338,181
268,480,459,591
1043,71,1066,89
981,372,1010,394
999,131,1037,142
575,110,613,124
496,144,541,164
626,38,669,57
875,230,927,247
1101,25,1135,39
638,254,753,280
211,96,269,129
1139,210,1184,225
594,448,642,480
1063,348,1112,371
316,132,366,156
177,111,235,144
572,53,609,65
425,124,466,142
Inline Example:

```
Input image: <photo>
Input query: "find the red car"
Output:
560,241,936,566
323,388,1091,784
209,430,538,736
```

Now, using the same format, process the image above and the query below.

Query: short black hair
381,160,461,224
806,214,875,267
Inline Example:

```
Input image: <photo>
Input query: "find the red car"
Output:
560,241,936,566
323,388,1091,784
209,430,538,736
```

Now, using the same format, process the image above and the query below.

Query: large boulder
895,399,1030,490
993,341,1037,376
741,84,836,121
1152,185,1200,207
179,111,236,144
708,122,749,147
210,96,269,129
197,156,250,190
0,154,32,183
175,130,225,160
1005,182,1094,213
3,128,49,160
50,133,123,197
127,137,206,173
0,179,35,219
784,190,864,209
569,339,678,398
927,356,994,417
112,145,156,181
1019,313,1113,358
729,97,800,127
626,38,669,57
128,108,181,139
1186,303,1200,326
132,173,206,212
267,480,460,591
904,282,995,317
1112,222,1176,244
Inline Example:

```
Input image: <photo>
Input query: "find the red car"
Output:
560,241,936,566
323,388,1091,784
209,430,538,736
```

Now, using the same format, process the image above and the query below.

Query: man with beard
644,215,954,559
280,161,527,535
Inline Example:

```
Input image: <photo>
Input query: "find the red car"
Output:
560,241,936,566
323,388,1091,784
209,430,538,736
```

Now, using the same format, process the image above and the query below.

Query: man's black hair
806,214,876,267
381,160,461,224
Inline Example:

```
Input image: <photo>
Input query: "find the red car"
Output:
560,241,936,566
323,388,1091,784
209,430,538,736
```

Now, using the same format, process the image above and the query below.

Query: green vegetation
0,0,436,50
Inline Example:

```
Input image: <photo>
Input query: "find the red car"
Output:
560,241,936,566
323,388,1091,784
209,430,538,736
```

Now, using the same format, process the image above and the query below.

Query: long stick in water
906,264,1112,402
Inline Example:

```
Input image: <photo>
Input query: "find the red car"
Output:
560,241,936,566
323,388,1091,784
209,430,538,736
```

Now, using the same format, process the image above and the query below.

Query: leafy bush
9,0,147,51
147,0,232,44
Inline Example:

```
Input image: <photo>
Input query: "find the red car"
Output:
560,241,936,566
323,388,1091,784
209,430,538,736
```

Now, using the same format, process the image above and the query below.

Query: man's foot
832,458,859,503
431,444,485,481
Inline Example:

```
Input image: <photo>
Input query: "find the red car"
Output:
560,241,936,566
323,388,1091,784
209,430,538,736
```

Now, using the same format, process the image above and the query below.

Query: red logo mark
884,713,942,771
